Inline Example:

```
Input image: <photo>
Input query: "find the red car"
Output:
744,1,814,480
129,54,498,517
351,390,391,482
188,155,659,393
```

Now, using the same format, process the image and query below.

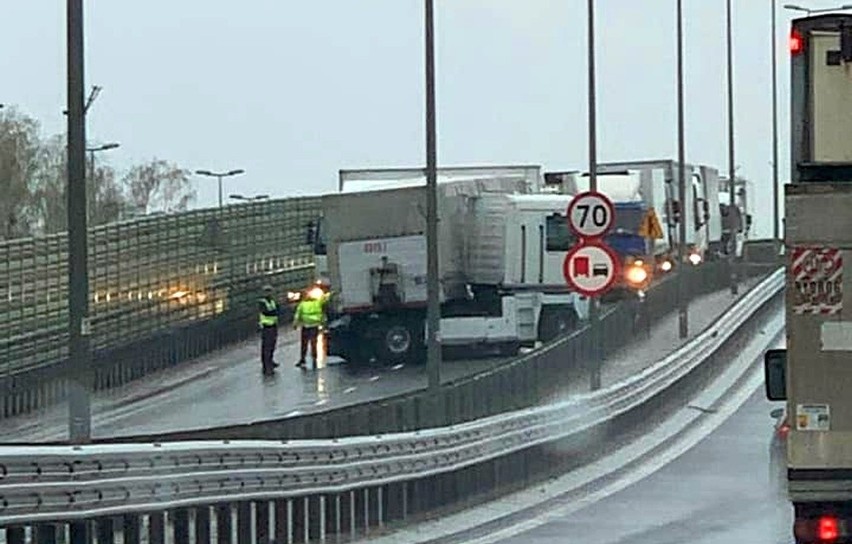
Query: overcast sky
2,1,810,237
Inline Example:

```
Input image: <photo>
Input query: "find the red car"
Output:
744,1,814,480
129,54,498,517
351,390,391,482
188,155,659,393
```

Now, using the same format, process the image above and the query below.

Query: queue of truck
303,160,751,366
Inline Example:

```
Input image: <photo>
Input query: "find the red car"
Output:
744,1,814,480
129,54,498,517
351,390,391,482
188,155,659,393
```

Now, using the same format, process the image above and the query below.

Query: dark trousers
300,326,319,366
261,326,278,373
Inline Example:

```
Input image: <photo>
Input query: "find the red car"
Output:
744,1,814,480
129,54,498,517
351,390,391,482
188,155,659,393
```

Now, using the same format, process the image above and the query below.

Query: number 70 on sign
567,191,615,239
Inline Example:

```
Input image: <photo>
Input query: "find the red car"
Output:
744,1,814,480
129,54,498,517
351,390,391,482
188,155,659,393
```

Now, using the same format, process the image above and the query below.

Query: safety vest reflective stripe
259,299,278,327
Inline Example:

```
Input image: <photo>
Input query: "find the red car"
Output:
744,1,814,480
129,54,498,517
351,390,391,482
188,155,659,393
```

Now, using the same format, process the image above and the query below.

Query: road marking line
362,315,784,544
314,399,328,406
391,364,405,370
284,410,302,418
369,375,380,382
344,387,357,394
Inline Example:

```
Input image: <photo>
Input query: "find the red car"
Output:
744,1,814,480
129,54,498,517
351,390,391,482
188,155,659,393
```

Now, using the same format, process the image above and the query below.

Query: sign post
564,191,618,390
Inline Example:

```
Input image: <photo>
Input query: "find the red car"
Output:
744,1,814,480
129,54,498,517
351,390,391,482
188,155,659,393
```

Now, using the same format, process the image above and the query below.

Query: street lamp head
255,194,269,200
783,4,808,11
195,170,214,176
229,194,246,200
101,142,120,151
227,169,245,176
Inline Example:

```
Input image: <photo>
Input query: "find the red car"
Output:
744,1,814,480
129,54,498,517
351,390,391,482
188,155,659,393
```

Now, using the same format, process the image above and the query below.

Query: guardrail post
237,501,252,544
148,512,165,544
122,514,140,544
319,495,330,543
172,509,190,544
196,506,211,544
215,504,232,544
33,524,57,544
6,526,25,544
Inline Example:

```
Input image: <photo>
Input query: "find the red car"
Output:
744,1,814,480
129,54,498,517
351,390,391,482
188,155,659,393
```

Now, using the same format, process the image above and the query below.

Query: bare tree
89,164,124,226
0,108,41,239
122,159,195,215
29,135,67,235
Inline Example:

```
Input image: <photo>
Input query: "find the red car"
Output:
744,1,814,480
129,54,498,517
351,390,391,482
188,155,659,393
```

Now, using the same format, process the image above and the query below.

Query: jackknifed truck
307,166,590,365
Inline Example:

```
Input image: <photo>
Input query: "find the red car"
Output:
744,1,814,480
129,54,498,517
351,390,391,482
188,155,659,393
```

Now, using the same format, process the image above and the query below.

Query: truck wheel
539,307,578,343
377,320,423,365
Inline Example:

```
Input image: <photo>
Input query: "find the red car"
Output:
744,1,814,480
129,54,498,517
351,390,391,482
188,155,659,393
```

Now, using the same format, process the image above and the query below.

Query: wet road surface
490,389,793,544
0,281,758,442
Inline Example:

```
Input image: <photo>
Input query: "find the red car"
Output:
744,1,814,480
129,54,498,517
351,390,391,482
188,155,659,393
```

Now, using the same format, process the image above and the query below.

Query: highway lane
483,389,793,544
0,280,759,442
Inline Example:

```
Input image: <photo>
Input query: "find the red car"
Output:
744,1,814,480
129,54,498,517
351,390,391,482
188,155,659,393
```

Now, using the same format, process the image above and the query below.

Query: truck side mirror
764,348,787,401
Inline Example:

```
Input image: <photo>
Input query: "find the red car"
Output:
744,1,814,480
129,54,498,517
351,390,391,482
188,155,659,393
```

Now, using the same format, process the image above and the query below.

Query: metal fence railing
0,197,321,417
0,268,785,544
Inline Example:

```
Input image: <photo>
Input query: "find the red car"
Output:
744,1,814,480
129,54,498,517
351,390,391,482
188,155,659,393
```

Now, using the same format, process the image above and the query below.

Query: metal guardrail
0,268,783,542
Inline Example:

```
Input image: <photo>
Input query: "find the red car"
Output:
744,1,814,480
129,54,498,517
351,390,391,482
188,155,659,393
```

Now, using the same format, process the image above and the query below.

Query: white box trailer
312,169,588,364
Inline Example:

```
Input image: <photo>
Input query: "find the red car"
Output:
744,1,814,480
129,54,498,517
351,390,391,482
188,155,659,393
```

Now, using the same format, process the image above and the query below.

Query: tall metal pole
425,0,442,392
218,175,224,209
587,0,602,391
676,0,689,340
771,0,780,241
726,0,739,295
67,0,92,444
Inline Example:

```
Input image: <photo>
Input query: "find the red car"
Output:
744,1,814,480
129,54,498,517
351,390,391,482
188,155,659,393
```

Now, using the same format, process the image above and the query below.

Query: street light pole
783,4,852,15
587,0,602,390
195,169,246,209
66,0,91,445
726,0,739,296
772,0,780,241
425,0,441,392
676,0,689,340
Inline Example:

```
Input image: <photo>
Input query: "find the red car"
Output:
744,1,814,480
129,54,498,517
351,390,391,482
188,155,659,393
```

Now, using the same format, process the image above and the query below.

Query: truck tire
538,306,579,343
376,319,423,365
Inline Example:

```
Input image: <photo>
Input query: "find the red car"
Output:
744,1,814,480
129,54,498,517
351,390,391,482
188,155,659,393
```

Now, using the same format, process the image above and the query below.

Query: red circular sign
566,191,615,239
562,240,621,297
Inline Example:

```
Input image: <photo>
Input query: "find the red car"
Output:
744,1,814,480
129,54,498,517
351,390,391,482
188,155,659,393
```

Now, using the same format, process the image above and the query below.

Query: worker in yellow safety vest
258,285,281,375
294,284,332,369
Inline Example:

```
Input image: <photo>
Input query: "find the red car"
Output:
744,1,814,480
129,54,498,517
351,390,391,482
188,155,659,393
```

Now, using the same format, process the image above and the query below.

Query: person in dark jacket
258,285,281,375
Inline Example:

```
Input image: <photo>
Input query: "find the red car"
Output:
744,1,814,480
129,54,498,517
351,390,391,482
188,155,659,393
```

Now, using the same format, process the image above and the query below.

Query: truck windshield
546,213,577,251
612,205,645,234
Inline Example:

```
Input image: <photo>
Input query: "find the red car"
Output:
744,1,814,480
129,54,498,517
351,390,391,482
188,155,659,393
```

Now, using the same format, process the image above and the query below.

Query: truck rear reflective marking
791,246,843,314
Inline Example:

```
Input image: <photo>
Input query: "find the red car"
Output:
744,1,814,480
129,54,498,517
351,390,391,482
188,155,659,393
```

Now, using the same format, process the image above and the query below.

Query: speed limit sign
567,191,615,239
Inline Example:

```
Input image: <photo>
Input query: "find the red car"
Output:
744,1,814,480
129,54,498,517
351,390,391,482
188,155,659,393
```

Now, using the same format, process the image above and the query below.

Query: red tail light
791,29,805,55
819,515,839,542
